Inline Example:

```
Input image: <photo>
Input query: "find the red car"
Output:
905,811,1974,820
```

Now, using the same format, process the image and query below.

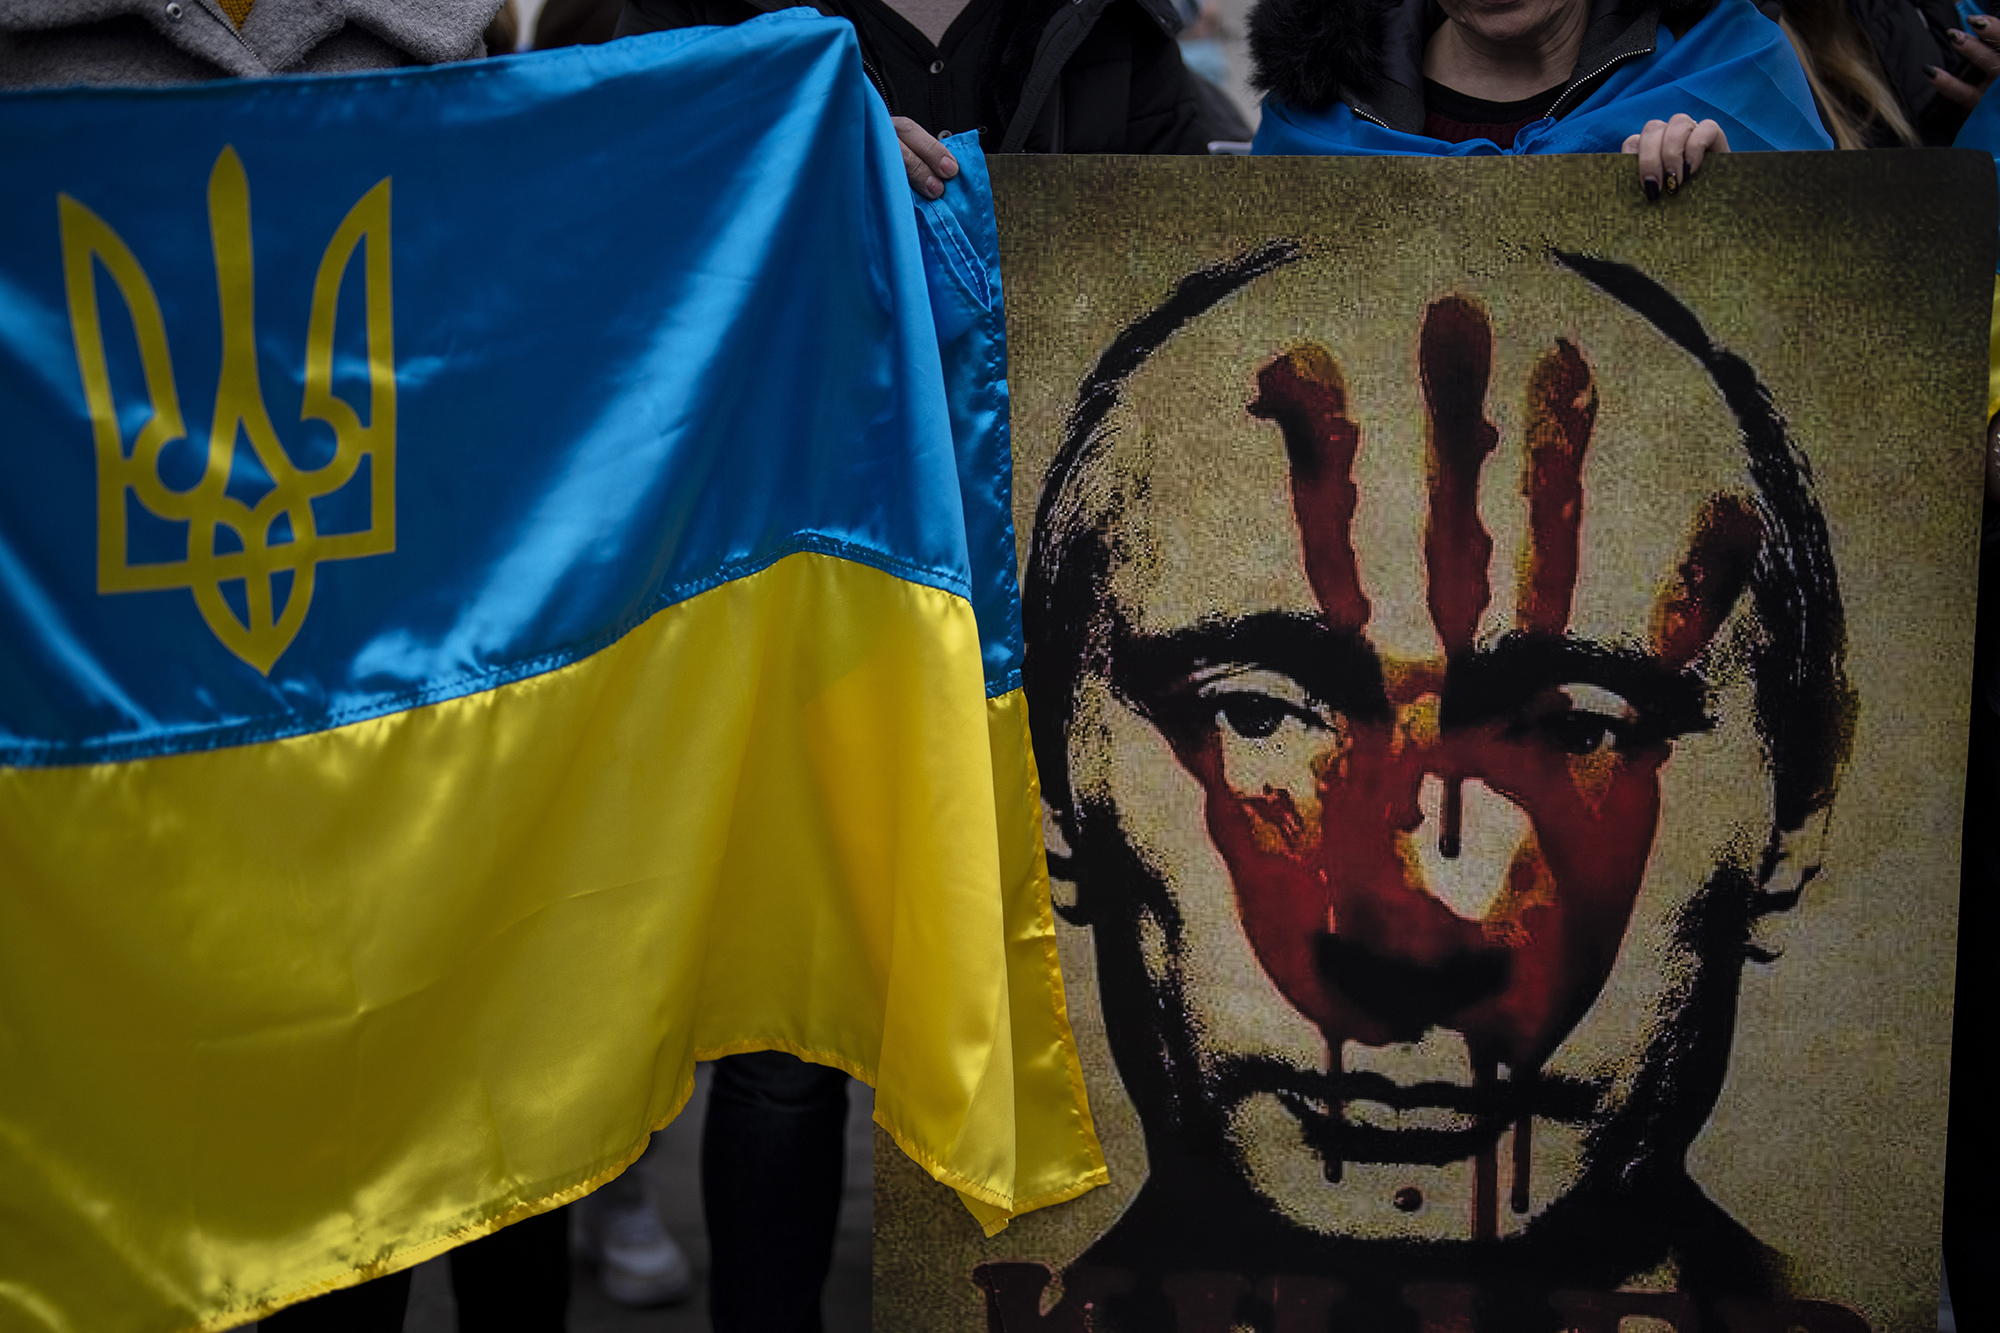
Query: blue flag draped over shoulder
0,18,1104,1331
1253,0,1832,156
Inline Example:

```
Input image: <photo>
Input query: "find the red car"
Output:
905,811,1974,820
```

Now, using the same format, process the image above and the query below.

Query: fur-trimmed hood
1248,0,1716,121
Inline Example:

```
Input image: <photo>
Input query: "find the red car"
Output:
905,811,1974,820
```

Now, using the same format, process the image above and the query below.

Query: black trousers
258,1204,569,1332
259,1051,848,1333
702,1051,851,1333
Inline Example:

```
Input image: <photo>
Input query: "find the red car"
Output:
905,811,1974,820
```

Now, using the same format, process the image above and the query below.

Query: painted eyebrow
1108,612,1394,726
1440,632,1712,740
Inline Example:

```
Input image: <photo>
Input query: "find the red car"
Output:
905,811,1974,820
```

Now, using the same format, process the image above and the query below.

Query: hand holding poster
876,150,1995,1333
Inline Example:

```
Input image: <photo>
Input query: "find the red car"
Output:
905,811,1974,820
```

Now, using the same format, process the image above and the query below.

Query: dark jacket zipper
1346,33,1654,133
858,50,894,108
1542,44,1654,120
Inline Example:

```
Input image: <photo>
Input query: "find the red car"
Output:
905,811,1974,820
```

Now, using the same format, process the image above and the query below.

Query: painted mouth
1276,1079,1505,1165
1257,1068,1597,1167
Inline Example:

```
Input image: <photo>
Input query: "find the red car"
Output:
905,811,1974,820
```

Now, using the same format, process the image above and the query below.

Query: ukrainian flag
0,19,1103,1331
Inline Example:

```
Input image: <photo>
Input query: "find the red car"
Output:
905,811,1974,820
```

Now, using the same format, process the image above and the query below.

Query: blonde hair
1778,1,1921,148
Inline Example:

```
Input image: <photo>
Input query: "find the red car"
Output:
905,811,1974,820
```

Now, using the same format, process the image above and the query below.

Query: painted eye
1539,711,1626,756
1214,694,1293,740
1191,670,1336,744
1526,683,1641,757
1185,670,1347,805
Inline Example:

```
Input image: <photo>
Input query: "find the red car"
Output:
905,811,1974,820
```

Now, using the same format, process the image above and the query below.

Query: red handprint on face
1146,296,1764,1216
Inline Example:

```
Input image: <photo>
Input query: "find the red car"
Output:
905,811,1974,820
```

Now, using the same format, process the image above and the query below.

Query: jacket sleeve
616,0,768,34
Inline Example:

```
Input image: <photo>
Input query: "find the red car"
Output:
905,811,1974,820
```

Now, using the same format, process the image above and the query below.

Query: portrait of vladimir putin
869,153,1979,1333
1017,241,1862,1331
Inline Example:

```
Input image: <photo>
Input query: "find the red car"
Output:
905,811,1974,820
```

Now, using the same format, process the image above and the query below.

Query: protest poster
875,150,1994,1333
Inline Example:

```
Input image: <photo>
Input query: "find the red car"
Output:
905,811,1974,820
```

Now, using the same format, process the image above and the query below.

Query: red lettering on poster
973,1261,1134,1333
1549,1289,1698,1332
1402,1281,1479,1333
1717,1298,1876,1333
1261,1275,1347,1333
970,1267,1880,1333
1161,1272,1252,1333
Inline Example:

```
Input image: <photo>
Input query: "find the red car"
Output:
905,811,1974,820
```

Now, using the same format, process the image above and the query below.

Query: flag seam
1,535,972,769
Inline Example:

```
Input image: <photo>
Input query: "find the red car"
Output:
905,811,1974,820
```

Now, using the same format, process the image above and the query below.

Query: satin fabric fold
914,132,1028,698
0,20,1101,1331
1,555,1074,1328
909,133,1106,1233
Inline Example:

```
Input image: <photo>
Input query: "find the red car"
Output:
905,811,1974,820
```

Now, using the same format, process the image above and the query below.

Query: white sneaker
580,1195,694,1307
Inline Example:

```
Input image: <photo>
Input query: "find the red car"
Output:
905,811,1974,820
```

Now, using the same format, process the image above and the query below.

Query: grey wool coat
0,0,505,87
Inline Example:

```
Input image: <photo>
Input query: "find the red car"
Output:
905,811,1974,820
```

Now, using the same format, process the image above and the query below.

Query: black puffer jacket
619,0,1219,151
1247,0,1717,130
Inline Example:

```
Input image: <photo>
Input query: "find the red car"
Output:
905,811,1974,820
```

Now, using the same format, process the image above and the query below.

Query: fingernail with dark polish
1951,27,1967,41
1927,63,1942,75
1974,14,1989,27
1665,171,1679,194
1683,156,1693,180
1644,176,1660,201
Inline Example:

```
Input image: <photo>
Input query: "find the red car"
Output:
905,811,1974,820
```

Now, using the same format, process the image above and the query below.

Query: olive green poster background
875,152,1994,1333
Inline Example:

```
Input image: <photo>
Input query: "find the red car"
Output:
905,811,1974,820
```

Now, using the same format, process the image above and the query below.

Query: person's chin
1448,1,1559,44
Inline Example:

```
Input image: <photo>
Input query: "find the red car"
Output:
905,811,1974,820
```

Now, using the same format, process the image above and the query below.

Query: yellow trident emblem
58,146,395,675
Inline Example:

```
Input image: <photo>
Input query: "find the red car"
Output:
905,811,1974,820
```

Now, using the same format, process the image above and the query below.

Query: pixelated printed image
876,151,1993,1333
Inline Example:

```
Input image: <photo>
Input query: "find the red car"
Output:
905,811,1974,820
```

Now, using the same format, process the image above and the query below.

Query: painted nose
1410,775,1533,921
1313,742,1523,1039
1314,932,1510,1042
